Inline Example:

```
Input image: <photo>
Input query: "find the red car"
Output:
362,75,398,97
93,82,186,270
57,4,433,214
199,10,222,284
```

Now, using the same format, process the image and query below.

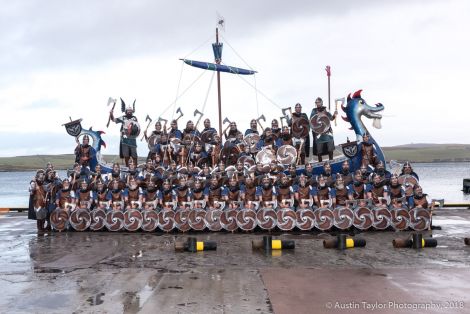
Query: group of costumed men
28,98,429,231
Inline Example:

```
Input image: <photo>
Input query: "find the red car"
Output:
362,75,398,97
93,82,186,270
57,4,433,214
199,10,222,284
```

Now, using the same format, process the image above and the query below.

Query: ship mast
215,27,223,136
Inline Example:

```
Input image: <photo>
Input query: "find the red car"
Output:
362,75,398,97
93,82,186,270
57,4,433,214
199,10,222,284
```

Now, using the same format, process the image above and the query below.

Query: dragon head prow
345,89,385,135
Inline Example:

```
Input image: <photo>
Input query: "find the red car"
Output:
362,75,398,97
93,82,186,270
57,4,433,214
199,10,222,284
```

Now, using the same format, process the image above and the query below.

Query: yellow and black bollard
392,233,437,249
252,235,295,251
323,234,366,250
174,237,217,252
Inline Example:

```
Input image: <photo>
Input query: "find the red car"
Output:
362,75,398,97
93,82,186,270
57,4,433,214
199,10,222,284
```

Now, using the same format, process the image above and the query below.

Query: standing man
74,135,96,170
287,103,310,163
310,97,337,162
110,99,140,167
245,119,259,136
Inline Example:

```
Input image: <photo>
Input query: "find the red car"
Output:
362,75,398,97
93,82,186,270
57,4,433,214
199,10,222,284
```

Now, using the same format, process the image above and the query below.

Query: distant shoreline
1,145,470,171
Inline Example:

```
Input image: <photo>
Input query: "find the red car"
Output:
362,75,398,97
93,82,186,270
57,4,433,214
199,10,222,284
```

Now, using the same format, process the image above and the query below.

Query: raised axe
281,107,292,119
279,116,287,128
140,114,153,141
166,107,184,131
157,116,168,124
193,109,204,129
222,117,231,133
106,97,117,128
256,114,266,131
334,97,345,126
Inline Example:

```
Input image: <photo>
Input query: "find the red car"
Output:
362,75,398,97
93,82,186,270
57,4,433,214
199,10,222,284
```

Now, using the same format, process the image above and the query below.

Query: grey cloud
0,0,430,80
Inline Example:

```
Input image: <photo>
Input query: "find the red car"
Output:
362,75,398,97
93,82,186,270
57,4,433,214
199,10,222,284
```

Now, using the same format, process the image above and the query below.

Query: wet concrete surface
1,208,470,313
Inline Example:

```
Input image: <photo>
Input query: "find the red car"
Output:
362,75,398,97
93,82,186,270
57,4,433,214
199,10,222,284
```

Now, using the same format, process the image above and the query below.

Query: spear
325,65,331,111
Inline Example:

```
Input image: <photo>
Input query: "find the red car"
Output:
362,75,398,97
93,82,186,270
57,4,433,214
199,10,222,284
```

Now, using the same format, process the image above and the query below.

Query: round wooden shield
255,148,275,165
276,145,297,165
148,134,161,150
201,130,216,143
243,133,260,153
292,117,310,138
310,113,331,134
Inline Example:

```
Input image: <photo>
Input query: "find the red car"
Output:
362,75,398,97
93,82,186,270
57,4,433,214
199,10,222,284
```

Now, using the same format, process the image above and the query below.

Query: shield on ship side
340,141,358,159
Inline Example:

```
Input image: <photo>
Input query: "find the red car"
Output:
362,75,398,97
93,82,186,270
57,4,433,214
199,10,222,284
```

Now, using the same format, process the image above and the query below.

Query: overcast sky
0,0,468,157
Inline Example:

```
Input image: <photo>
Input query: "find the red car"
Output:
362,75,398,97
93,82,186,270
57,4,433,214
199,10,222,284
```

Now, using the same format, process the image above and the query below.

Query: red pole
326,65,331,111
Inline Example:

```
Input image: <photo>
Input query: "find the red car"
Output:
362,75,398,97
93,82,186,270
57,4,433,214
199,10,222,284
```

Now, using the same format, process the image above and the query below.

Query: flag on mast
216,12,225,31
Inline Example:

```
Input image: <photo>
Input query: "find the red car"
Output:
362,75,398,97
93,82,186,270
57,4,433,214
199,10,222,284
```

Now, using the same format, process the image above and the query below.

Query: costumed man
93,179,109,210
407,185,429,209
175,176,191,208
224,121,243,142
106,179,125,211
287,103,309,163
287,164,299,186
110,99,140,167
126,162,139,184
372,160,391,185
234,161,246,184
159,180,176,210
205,176,226,209
256,176,277,208
294,174,314,209
213,160,229,186
242,174,258,209
303,163,316,186
276,174,295,208
256,128,276,151
320,161,335,187
310,97,337,162
90,164,104,190
74,135,96,170
188,142,208,168
313,175,336,208
360,133,377,168
124,177,143,209
44,169,61,229
400,161,420,180
225,176,243,209
168,119,183,164
245,119,259,136
55,178,76,212
189,179,208,208
388,174,407,209
351,170,372,206
369,174,389,206
138,159,156,186
28,170,48,232
145,120,166,160
271,119,281,140
168,119,183,140
336,160,353,187
202,118,217,134
107,163,125,190
332,174,353,208
76,180,93,210
143,179,159,210
276,126,293,147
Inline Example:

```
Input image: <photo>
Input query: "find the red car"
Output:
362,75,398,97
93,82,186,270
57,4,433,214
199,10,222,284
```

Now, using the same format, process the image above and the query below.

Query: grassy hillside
0,155,145,171
1,144,470,171
382,144,470,162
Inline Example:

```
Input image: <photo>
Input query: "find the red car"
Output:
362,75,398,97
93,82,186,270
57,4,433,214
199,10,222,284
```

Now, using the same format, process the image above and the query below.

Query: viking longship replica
54,23,429,233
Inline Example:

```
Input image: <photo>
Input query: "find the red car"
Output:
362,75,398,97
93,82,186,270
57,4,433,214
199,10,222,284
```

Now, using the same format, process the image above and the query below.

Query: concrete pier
1,208,470,313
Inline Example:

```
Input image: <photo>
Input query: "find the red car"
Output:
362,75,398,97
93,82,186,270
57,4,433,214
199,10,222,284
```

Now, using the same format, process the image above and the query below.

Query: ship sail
181,59,256,75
